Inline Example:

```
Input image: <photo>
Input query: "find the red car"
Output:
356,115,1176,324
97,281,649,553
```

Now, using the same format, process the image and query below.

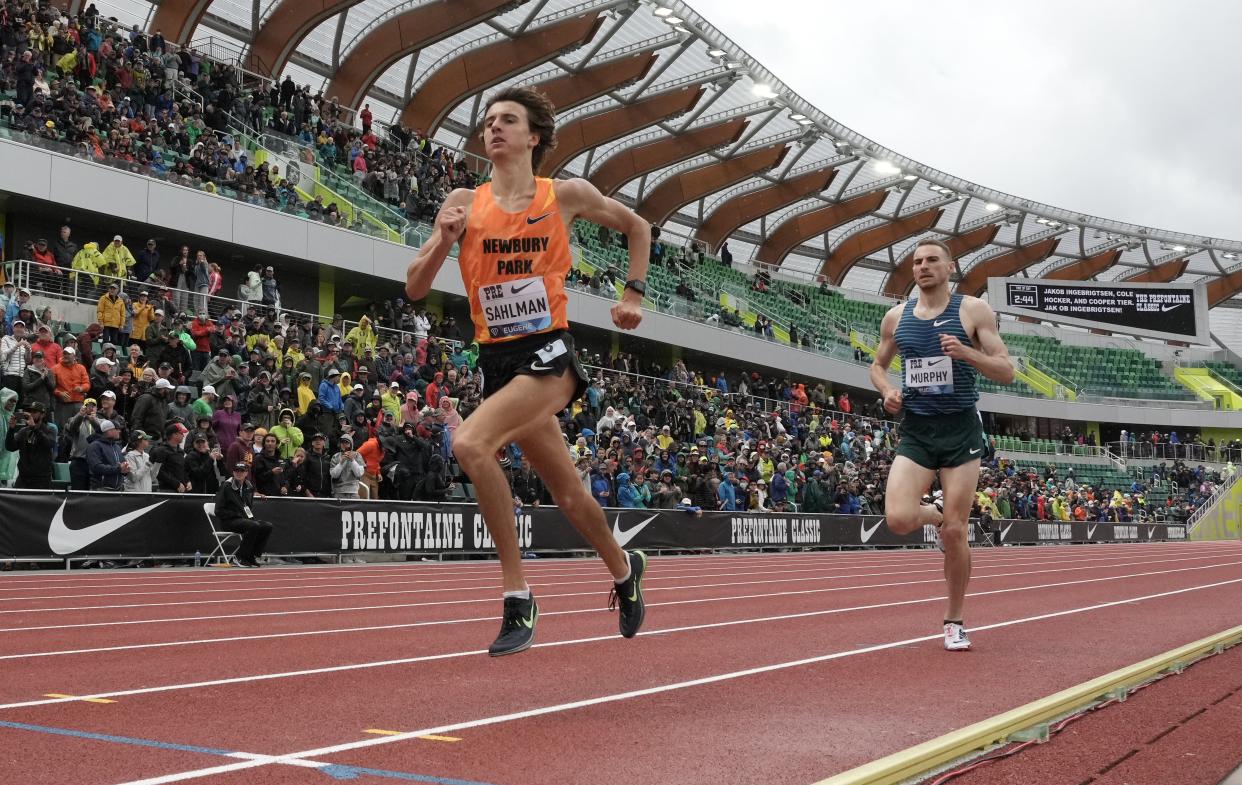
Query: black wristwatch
623,279,647,296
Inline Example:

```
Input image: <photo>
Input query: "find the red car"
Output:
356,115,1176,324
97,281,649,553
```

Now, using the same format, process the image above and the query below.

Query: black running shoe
608,551,647,638
488,594,538,657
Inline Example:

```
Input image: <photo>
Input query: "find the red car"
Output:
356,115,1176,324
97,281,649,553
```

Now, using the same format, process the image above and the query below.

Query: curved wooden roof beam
1121,258,1188,283
462,52,658,161
695,166,838,253
754,190,888,267
954,237,1061,297
1043,248,1124,281
883,223,1001,298
247,0,364,77
541,85,707,176
324,0,526,112
400,13,606,135
1206,268,1242,306
590,117,749,196
821,208,945,286
637,142,791,225
146,0,213,45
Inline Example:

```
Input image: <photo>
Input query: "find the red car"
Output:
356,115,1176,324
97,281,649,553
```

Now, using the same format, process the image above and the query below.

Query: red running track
0,541,1240,785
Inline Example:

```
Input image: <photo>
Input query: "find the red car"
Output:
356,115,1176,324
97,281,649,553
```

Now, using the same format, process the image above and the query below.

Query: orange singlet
458,177,572,345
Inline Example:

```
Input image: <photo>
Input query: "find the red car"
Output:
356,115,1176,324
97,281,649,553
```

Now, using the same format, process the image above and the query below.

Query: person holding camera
186,434,227,495
5,402,56,489
331,434,365,499
252,432,288,496
214,463,274,568
1,319,32,406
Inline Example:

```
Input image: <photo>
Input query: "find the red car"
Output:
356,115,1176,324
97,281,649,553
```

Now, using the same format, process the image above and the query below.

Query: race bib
479,277,552,339
905,356,954,395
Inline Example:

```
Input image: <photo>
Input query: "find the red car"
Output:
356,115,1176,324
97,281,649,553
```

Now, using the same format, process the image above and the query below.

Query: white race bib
479,277,553,339
905,356,954,395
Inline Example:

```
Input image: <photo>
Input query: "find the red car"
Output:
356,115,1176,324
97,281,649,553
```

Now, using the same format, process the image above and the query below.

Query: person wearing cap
184,432,227,496
342,381,367,424
260,265,280,308
99,235,136,280
5,401,56,489
86,418,128,492
131,377,173,440
214,461,274,568
190,385,217,420
151,423,191,492
330,433,365,499
299,432,334,498
89,356,117,402
53,225,80,276
130,290,157,351
225,422,257,471
246,371,278,431
52,346,90,428
0,317,30,406
317,367,343,413
199,349,236,400
134,239,160,284
95,283,126,347
20,347,55,414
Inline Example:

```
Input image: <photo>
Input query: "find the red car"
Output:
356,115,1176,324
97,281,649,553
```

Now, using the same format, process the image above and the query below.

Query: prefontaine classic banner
0,490,1186,559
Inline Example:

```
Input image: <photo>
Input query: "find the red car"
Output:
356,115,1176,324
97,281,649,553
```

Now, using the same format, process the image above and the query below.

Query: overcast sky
703,0,1242,243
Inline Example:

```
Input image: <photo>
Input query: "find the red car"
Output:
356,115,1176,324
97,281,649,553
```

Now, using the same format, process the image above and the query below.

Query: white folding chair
202,502,243,566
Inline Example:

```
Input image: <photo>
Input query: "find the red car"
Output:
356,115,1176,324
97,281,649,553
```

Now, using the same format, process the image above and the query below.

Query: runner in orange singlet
406,86,652,656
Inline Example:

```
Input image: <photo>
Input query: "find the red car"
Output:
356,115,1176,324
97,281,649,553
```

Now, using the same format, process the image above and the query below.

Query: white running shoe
943,622,971,651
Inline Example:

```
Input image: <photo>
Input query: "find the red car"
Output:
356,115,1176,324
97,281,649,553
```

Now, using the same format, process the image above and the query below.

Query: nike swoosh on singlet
526,213,552,225
510,281,537,294
932,319,953,327
47,500,168,555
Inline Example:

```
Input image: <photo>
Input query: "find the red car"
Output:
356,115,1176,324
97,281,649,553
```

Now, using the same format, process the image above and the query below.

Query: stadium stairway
1174,367,1242,410
1188,473,1241,541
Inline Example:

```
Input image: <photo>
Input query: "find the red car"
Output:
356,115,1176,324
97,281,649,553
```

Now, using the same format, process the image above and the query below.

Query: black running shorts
895,407,986,470
477,329,589,405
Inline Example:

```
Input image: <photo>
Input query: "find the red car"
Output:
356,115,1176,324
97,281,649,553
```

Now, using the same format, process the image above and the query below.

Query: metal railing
1106,441,1240,464
1187,471,1239,537
339,320,465,355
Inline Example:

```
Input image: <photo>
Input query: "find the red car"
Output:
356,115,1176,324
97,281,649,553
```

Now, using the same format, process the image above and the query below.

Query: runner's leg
938,459,981,621
883,455,942,534
517,410,628,580
452,372,582,592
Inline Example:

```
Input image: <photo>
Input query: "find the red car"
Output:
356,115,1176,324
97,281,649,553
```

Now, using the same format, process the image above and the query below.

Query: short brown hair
913,238,953,261
483,86,558,173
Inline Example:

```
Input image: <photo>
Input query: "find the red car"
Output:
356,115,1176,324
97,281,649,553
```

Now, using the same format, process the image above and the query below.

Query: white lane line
8,544,1223,603
1,551,1229,634
107,574,1242,785
0,541,1220,589
4,558,1240,710
0,548,1226,618
3,555,1239,661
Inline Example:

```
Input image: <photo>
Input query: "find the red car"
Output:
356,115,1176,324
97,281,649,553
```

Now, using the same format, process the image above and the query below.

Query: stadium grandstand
0,2,1240,784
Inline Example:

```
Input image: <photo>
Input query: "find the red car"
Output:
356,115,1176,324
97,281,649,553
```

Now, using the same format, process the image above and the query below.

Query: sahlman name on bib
485,297,548,322
730,517,821,545
340,511,533,550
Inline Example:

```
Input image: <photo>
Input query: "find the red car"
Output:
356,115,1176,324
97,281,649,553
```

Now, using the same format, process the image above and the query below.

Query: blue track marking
0,720,503,784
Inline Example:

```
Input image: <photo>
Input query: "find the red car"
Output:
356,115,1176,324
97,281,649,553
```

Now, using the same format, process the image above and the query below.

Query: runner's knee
452,428,490,469
940,519,967,546
885,496,923,534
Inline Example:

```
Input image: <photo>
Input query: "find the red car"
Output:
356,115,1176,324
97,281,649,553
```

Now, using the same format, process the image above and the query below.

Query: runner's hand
436,206,467,242
611,297,643,330
882,389,903,415
939,333,972,362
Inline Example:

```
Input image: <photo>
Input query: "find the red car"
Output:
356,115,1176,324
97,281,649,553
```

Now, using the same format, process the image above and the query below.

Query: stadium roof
63,0,1242,306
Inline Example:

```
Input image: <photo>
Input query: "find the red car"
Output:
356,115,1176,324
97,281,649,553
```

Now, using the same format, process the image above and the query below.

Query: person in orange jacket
52,346,91,426
356,432,384,500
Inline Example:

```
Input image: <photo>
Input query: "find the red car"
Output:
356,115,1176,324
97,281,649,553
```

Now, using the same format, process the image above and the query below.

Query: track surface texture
1,541,1240,785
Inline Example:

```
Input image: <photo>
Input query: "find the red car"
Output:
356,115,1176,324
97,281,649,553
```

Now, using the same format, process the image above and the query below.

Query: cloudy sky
703,0,1242,243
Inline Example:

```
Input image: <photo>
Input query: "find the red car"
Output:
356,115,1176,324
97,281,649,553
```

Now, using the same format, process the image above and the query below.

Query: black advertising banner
988,277,1208,343
0,491,1188,560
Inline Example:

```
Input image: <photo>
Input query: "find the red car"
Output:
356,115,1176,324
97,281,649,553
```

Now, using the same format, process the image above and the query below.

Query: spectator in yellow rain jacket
131,291,157,348
99,236,136,280
72,242,104,286
345,316,378,354
296,372,315,415
95,284,126,345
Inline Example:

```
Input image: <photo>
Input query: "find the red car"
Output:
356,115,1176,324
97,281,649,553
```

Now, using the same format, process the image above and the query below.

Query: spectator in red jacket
190,312,214,371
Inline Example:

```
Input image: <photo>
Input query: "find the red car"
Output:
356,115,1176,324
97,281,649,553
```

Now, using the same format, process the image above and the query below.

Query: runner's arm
559,177,651,295
870,306,903,408
944,298,1014,384
405,188,473,301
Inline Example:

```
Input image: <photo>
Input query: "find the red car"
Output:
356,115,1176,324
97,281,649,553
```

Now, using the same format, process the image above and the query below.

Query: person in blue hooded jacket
617,472,648,509
86,419,128,491
318,368,344,413
717,472,738,511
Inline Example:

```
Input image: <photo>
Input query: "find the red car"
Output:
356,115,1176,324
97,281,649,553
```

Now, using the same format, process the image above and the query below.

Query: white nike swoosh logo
1000,523,1013,542
529,361,553,372
860,518,884,544
932,319,953,327
1087,525,1097,539
612,513,659,548
48,500,168,555
969,448,982,455
1160,304,1182,312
